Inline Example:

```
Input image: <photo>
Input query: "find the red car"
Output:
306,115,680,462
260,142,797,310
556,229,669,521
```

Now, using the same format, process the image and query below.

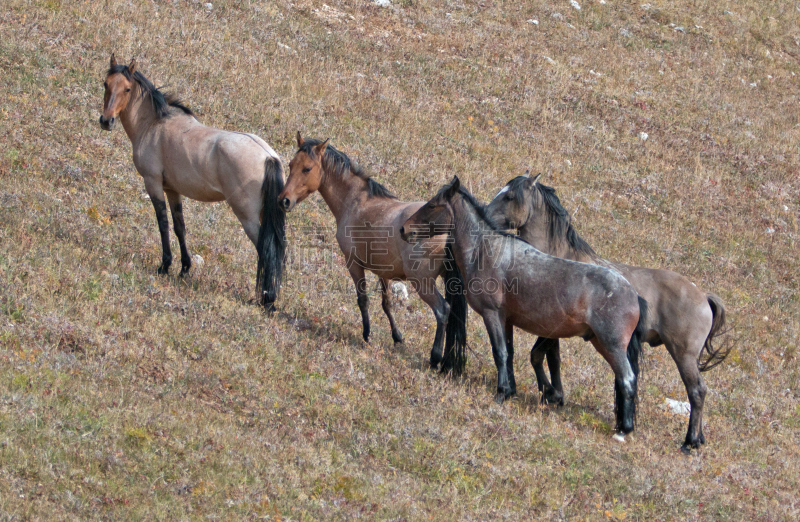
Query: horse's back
157,118,279,202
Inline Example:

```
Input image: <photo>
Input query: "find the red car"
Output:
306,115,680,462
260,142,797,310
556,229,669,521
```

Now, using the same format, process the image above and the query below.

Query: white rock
551,12,563,20
544,56,556,65
204,2,213,9
374,0,391,7
665,398,691,417
783,205,789,211
192,254,205,267
619,28,632,38
639,131,649,141
570,0,581,10
612,433,626,443
765,227,775,234
675,26,685,33
600,0,606,4
527,19,539,25
392,282,409,300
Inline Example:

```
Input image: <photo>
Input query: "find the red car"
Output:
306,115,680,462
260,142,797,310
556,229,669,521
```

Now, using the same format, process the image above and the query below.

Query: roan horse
279,134,467,372
99,55,285,310
400,177,648,439
485,174,729,452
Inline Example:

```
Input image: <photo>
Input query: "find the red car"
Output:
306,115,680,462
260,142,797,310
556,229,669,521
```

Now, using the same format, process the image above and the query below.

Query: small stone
204,2,212,9
551,12,563,20
639,132,649,141
675,26,685,33
765,228,775,234
527,19,539,25
392,282,409,300
192,254,205,267
570,0,581,10
619,28,632,38
374,0,391,7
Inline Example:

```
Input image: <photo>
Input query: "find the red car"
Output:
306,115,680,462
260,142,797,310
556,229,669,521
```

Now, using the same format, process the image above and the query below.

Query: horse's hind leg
165,190,191,276
348,264,371,343
379,278,404,344
411,279,449,370
531,337,564,405
590,336,638,435
666,339,708,453
482,311,512,403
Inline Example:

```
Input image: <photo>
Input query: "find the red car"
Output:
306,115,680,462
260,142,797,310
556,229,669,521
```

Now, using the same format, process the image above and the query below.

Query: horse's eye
505,194,514,201
125,88,131,93
302,167,311,173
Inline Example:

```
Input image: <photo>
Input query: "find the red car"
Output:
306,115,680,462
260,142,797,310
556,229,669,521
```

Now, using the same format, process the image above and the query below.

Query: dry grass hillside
1,0,798,519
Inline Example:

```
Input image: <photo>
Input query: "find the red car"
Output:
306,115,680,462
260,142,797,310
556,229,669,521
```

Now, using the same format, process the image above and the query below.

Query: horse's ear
128,58,137,75
314,138,329,158
296,131,304,148
445,176,461,198
110,53,117,68
525,173,541,189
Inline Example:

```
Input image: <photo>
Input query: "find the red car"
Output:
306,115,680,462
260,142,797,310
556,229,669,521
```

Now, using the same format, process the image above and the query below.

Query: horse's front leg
348,264,370,342
149,194,172,275
379,278,404,344
482,311,511,403
505,321,517,397
531,337,563,405
413,278,449,370
165,190,191,276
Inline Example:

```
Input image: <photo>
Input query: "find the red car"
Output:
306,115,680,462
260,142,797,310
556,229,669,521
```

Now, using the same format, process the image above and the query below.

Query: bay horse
400,177,648,439
99,55,285,310
485,174,729,452
279,134,467,372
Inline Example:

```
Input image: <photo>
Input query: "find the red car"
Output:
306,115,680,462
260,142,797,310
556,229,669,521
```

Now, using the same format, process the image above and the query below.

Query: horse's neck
317,168,364,224
517,208,597,264
119,86,159,146
450,195,498,275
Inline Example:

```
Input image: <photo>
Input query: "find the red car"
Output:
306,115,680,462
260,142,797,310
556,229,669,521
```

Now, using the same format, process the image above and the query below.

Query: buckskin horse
485,174,729,452
99,55,285,310
401,177,648,440
279,134,467,372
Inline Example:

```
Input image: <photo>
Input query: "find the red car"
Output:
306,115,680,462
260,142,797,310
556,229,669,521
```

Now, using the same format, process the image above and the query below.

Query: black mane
436,181,523,241
108,64,194,119
534,183,598,259
298,139,396,199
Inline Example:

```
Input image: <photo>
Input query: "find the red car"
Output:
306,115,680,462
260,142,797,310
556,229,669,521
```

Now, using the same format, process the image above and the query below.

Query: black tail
699,293,732,372
627,295,648,380
440,245,468,376
616,295,648,432
256,156,286,312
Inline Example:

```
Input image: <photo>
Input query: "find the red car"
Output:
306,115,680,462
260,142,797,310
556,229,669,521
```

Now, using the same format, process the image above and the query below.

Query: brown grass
1,0,798,519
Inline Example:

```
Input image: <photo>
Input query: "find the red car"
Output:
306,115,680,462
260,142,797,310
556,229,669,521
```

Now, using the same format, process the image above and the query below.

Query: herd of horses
99,55,730,453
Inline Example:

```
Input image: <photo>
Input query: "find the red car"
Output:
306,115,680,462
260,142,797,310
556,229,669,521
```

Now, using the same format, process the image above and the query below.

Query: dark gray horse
401,177,647,440
485,174,729,453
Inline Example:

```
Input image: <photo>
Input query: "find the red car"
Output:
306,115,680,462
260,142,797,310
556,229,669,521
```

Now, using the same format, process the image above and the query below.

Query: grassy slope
0,0,798,519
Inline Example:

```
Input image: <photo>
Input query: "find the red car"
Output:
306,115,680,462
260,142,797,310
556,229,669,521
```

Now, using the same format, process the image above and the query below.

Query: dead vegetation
0,0,798,519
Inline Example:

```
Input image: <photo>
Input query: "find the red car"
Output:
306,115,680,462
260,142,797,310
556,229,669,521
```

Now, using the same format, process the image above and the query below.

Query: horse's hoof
612,432,626,443
495,393,506,405
680,444,692,455
157,266,170,275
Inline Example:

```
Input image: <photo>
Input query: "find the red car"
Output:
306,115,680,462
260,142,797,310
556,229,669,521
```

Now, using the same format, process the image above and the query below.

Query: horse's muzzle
399,226,416,243
99,115,115,131
280,197,295,213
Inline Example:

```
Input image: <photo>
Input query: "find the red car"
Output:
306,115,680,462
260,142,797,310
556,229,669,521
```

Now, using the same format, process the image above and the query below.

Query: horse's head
279,132,329,212
99,54,136,131
484,173,540,230
400,176,460,243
